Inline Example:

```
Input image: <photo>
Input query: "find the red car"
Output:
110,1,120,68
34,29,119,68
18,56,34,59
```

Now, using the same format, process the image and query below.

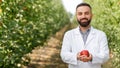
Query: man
60,2,109,68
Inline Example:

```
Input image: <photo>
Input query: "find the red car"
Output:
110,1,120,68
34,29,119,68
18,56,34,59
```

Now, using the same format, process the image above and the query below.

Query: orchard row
0,0,70,68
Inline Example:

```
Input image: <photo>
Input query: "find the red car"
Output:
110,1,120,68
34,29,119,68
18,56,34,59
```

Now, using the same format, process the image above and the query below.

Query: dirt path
23,24,71,68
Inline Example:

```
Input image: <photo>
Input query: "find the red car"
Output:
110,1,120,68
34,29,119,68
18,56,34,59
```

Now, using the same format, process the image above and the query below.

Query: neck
80,25,91,32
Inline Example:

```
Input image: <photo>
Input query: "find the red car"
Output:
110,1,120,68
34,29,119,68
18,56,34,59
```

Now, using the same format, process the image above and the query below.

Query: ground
23,24,71,68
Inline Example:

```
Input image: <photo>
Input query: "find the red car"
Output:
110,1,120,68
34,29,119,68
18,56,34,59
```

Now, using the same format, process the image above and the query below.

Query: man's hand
77,52,92,62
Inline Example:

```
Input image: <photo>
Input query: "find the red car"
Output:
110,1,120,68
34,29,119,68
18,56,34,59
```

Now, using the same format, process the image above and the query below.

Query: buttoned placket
79,28,90,49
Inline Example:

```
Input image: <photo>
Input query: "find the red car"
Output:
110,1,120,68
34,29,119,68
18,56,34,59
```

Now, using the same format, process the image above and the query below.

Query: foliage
0,0,70,68
84,0,120,68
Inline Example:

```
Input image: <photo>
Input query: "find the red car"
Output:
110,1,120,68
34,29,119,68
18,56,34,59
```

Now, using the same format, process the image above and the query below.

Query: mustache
80,18,88,20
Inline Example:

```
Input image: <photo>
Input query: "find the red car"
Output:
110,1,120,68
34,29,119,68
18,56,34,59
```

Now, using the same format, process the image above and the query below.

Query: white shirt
60,26,109,68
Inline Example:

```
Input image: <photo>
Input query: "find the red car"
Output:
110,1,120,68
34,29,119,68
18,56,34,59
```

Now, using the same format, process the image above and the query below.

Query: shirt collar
75,26,95,35
74,26,95,35
79,27,91,34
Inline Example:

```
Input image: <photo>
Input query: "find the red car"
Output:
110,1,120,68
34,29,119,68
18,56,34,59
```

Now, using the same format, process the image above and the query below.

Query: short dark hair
76,2,92,10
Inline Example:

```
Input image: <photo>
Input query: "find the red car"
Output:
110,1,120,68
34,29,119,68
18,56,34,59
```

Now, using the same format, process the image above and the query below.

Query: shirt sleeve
91,32,110,64
60,31,78,65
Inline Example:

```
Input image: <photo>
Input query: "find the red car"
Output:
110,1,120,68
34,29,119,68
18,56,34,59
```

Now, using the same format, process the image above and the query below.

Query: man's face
76,6,92,27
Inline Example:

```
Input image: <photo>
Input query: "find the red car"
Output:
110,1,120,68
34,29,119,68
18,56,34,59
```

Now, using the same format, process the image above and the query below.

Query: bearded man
60,2,109,68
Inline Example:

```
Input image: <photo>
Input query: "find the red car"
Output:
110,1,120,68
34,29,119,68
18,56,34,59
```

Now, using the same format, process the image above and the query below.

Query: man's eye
78,13,82,15
85,12,89,15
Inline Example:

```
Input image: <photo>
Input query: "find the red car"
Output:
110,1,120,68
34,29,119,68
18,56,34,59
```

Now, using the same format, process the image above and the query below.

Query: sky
62,0,83,15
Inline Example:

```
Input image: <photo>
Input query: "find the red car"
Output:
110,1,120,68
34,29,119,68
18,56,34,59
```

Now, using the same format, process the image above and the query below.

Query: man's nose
81,14,86,18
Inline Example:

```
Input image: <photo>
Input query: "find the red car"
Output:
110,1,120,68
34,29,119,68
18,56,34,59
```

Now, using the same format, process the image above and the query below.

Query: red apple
80,50,89,57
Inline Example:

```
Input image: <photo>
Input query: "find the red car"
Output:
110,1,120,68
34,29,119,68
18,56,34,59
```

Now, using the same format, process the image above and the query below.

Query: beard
77,18,91,27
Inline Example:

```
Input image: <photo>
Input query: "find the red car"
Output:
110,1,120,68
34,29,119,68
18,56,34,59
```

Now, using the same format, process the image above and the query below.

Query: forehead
76,6,91,12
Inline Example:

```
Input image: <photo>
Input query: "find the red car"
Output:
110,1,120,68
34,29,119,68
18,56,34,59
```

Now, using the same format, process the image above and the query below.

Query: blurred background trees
0,0,70,68
0,0,120,68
